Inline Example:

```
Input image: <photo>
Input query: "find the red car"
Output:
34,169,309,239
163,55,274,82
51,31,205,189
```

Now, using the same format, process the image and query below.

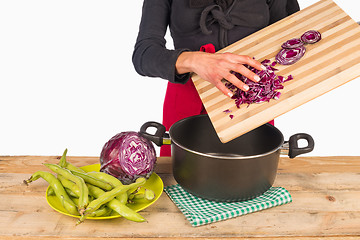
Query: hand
176,51,265,97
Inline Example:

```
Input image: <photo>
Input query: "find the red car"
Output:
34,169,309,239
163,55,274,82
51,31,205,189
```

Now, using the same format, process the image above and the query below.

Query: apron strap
160,44,215,156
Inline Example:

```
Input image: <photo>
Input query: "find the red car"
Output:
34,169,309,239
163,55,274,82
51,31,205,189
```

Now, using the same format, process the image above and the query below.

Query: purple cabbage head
100,131,156,184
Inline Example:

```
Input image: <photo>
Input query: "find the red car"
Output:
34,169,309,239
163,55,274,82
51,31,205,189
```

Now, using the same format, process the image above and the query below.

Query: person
132,0,300,156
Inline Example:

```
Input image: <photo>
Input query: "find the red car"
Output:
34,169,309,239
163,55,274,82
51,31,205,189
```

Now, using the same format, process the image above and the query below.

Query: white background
0,0,359,157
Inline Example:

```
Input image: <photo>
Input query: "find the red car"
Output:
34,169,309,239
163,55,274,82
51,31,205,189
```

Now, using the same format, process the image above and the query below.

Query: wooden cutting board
192,0,360,143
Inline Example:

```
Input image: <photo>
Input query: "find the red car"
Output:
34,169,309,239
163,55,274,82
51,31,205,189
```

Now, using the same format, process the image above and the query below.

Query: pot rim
169,115,285,160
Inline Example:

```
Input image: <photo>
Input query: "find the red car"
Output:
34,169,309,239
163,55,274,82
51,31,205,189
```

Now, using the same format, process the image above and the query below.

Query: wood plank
1,156,360,238
1,199,359,238
2,155,359,174
0,155,99,173
1,158,360,238
191,0,360,143
0,237,359,240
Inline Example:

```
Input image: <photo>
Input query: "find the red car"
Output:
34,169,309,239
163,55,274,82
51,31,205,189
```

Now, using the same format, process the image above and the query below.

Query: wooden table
1,155,359,239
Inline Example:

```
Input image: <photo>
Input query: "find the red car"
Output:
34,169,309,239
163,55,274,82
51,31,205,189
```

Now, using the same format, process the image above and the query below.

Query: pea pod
47,187,55,196
58,148,68,168
86,171,128,204
60,153,127,203
86,184,146,222
71,197,112,217
69,170,113,191
78,178,146,224
144,188,155,201
59,152,126,203
67,189,79,198
85,171,120,188
58,148,86,173
44,163,89,215
63,160,86,174
57,175,81,198
45,148,70,197
129,188,155,202
24,171,79,216
88,205,112,217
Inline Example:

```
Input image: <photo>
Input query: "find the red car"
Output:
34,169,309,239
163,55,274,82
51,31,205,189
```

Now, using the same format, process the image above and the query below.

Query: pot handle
282,133,315,158
139,121,171,147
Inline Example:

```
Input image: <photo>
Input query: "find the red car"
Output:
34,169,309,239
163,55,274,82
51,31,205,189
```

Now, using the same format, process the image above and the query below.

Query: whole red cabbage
100,131,156,184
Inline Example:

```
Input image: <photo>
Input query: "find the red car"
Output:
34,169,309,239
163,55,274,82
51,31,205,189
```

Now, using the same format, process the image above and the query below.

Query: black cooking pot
140,114,314,202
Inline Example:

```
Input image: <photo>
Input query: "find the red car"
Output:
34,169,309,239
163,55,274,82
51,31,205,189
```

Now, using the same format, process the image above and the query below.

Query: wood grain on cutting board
191,0,360,143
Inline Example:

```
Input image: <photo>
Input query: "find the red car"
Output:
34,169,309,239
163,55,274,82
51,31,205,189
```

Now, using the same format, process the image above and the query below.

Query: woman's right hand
176,51,266,98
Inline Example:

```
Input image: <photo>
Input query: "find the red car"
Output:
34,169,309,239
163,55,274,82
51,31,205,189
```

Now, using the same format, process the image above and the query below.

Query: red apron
160,44,274,156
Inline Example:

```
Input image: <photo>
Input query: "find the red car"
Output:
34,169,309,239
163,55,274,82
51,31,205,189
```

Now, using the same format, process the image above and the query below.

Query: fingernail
243,85,249,91
254,75,260,82
227,92,234,98
261,65,267,70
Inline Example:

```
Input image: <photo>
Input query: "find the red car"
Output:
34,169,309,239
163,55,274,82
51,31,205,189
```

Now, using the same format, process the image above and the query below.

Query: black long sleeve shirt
132,0,300,84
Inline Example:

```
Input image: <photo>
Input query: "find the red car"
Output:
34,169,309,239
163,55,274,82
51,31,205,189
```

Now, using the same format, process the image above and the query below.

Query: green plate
46,164,163,219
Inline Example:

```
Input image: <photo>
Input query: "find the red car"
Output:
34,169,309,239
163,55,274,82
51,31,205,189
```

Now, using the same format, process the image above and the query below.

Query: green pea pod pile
23,149,154,225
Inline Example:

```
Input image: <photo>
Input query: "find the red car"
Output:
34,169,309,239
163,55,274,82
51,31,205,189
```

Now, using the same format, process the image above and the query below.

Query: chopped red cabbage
300,30,321,44
277,30,321,65
225,59,293,108
225,30,321,111
275,45,306,65
281,38,304,49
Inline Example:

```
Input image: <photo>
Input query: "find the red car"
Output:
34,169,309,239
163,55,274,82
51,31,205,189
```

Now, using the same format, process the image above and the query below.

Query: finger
214,80,235,98
232,64,261,83
230,55,266,72
241,56,266,72
224,73,250,92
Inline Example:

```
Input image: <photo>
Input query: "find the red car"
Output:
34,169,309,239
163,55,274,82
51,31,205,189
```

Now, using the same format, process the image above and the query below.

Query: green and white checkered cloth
164,184,292,227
